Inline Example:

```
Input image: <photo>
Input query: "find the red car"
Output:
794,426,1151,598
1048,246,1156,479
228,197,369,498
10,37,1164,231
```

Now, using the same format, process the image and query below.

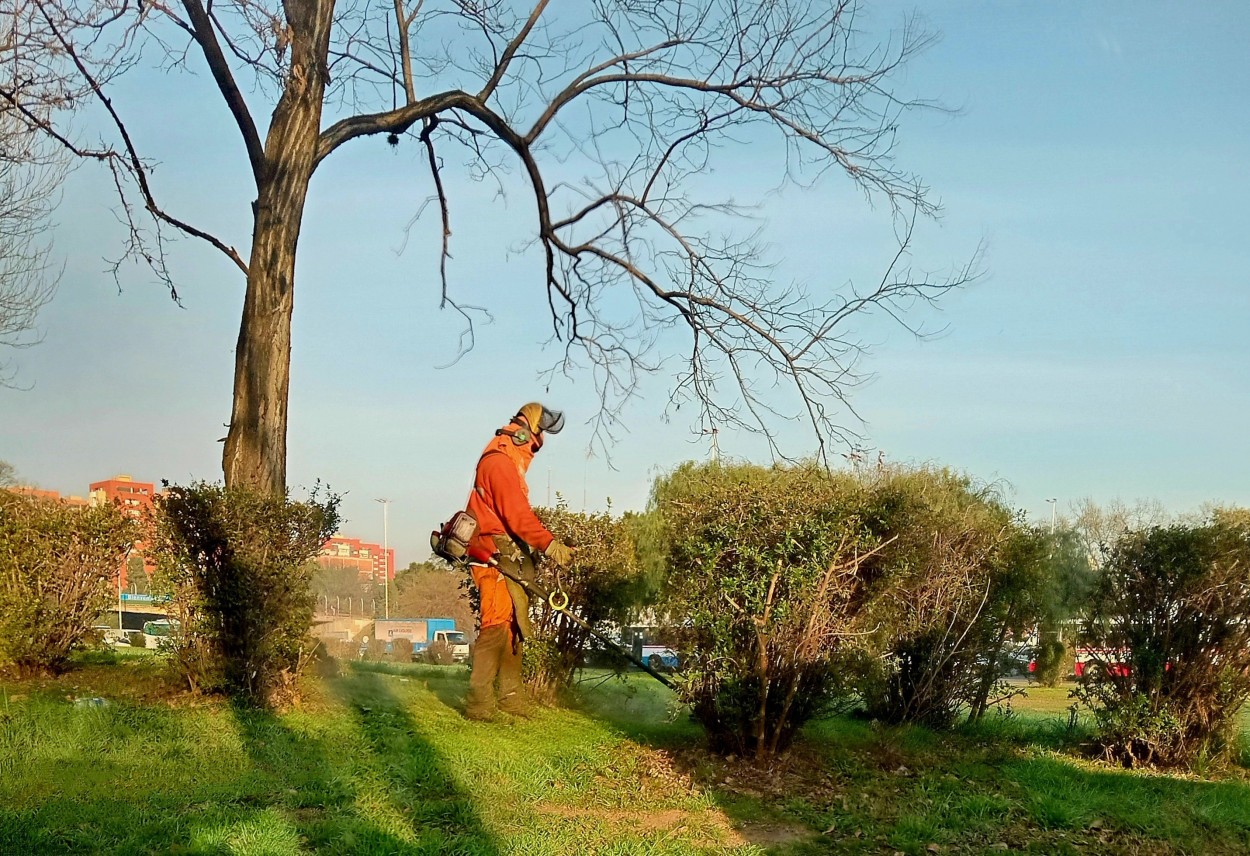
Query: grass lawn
1,651,1248,855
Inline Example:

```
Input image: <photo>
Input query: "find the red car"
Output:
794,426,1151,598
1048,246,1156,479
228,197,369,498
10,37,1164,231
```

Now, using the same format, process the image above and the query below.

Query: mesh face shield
537,407,565,435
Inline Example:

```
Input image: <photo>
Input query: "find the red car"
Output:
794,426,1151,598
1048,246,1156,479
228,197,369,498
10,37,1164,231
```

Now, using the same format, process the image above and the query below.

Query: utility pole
1045,498,1057,535
375,498,390,619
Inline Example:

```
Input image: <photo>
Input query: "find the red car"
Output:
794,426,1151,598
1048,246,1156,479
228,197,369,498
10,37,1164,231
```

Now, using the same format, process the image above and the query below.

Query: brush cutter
431,520,674,689
487,553,676,690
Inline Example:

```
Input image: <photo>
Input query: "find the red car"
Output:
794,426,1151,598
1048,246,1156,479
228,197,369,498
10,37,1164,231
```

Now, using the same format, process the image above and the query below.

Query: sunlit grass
1,655,1248,854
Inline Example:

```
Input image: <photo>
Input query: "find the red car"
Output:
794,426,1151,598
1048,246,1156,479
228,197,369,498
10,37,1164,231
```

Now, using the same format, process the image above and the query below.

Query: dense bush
361,636,386,661
1031,637,1070,686
0,493,135,675
650,460,1064,756
321,638,359,662
423,638,455,665
651,461,890,759
856,467,1045,727
151,482,340,707
524,503,648,702
387,636,413,663
1075,517,1250,767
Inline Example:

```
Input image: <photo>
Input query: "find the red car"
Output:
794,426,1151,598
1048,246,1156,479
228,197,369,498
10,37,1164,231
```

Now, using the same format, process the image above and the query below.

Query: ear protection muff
496,416,542,450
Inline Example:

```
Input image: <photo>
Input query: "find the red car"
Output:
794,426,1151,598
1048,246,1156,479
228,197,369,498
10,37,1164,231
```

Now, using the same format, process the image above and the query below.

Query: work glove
543,539,575,568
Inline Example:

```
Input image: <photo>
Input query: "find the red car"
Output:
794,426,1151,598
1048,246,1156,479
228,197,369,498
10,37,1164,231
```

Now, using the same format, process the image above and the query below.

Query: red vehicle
1027,646,1132,678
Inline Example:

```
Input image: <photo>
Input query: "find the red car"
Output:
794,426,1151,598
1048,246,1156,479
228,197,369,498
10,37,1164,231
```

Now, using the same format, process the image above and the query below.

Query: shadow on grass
0,670,498,856
227,700,432,854
323,670,499,855
0,695,274,855
759,720,1250,854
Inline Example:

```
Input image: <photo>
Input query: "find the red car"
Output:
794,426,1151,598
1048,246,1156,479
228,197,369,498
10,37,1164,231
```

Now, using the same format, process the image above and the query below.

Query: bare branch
478,0,548,102
180,0,266,183
0,114,60,387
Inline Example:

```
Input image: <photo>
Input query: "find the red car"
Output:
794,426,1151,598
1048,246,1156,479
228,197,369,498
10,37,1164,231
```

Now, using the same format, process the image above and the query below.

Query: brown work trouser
465,624,527,718
464,535,537,719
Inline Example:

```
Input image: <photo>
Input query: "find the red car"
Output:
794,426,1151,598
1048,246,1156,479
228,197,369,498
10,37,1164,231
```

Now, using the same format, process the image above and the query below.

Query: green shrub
1075,517,1250,767
388,637,413,663
423,638,455,665
649,460,1051,754
322,638,358,662
362,637,386,661
0,493,135,675
856,467,1042,727
650,461,887,759
524,503,648,703
127,631,147,648
150,482,340,707
1032,637,1070,687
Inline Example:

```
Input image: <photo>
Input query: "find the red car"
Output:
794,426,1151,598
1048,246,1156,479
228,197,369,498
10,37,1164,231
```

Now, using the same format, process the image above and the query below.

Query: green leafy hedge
1076,517,1250,767
0,493,135,675
151,482,340,707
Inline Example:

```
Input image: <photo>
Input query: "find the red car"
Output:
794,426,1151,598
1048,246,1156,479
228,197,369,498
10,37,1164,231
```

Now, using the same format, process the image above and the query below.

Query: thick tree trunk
222,0,335,493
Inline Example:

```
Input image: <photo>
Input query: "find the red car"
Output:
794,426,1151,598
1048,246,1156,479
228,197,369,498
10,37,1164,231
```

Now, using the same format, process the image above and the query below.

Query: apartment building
318,535,395,581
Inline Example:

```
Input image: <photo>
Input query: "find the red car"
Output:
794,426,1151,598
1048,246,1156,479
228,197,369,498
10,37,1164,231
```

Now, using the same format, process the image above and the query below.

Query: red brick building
89,475,156,520
318,535,394,582
89,475,157,590
5,476,145,588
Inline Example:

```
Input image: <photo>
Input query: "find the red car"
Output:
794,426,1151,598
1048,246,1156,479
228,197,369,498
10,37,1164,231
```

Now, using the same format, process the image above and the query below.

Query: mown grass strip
2,656,1248,855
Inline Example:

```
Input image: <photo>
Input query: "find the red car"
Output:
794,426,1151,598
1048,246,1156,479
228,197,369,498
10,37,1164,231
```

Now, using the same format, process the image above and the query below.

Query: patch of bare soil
655,740,848,808
534,803,810,850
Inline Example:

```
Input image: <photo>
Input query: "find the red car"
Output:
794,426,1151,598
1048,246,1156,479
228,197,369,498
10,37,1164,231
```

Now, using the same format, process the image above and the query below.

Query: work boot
463,705,496,723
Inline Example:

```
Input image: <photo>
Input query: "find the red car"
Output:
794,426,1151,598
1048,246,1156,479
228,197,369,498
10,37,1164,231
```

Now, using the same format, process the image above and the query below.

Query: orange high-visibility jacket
466,430,555,556
465,428,555,631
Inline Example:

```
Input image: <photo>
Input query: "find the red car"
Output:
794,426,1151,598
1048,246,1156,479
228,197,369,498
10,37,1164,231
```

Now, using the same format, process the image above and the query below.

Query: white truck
375,618,470,662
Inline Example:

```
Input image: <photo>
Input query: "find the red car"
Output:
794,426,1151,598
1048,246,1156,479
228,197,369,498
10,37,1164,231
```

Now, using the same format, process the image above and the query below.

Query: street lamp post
1045,498,1057,535
375,498,390,619
701,426,720,462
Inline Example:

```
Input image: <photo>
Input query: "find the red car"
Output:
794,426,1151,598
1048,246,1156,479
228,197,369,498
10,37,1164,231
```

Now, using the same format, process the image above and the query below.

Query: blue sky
2,2,1247,565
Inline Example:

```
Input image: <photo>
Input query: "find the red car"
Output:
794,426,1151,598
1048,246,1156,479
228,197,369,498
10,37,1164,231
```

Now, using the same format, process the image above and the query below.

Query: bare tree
1070,497,1171,571
2,0,976,493
0,108,60,387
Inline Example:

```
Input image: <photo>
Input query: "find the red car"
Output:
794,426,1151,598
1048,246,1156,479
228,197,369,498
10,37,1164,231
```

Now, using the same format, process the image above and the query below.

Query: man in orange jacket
464,402,575,721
